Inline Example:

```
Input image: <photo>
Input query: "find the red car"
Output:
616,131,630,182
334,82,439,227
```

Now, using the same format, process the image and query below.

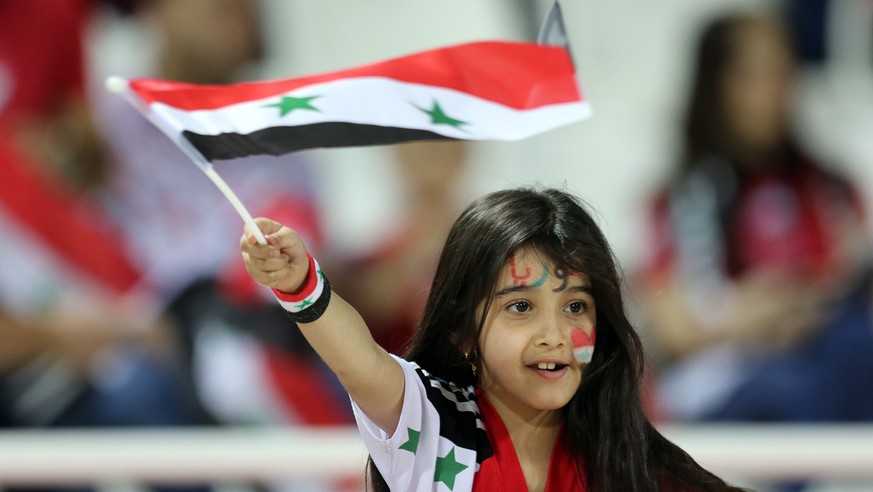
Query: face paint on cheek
571,327,595,364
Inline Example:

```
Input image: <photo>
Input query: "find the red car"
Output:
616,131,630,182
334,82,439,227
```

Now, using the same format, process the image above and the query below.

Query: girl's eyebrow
495,284,593,297
495,285,530,297
567,285,594,295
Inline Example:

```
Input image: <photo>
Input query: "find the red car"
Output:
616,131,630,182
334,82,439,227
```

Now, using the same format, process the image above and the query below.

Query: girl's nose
535,312,568,347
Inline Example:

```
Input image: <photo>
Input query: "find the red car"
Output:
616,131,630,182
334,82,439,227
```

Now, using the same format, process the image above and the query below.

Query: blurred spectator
0,5,210,492
0,141,204,431
0,0,105,188
91,0,352,432
333,140,472,356
638,10,873,427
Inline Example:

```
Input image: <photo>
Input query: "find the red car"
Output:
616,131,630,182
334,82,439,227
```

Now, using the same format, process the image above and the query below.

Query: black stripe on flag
182,123,456,162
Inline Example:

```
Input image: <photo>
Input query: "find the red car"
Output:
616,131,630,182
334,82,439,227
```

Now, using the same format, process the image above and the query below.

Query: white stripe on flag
147,77,591,142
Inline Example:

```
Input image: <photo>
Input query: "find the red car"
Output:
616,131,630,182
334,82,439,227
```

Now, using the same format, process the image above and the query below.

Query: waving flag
107,2,585,243
115,41,587,163
129,43,585,161
112,36,587,163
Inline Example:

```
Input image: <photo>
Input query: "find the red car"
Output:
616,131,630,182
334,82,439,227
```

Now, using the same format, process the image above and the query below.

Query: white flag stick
105,76,267,245
202,167,267,245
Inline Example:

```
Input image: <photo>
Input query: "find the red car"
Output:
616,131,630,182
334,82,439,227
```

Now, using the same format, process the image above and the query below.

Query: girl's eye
508,301,531,313
565,301,587,314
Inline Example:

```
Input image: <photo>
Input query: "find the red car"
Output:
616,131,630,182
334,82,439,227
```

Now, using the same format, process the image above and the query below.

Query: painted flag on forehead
110,6,588,164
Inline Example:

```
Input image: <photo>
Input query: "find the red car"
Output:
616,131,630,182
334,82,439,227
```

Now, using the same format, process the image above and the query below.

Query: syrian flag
110,7,588,164
107,2,586,245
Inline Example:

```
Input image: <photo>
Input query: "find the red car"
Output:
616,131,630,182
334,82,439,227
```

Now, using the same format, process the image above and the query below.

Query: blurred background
2,0,873,491
89,0,873,266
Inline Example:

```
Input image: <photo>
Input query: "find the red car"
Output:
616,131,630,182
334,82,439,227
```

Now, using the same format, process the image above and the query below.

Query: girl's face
477,247,596,420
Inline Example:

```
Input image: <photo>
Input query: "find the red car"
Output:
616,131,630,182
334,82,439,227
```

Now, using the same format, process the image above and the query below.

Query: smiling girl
239,187,744,491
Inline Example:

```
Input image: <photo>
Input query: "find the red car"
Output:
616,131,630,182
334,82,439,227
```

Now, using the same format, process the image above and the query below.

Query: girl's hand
240,218,309,294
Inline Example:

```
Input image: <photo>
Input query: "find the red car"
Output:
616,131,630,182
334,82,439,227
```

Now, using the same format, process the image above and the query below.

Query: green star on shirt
264,95,320,117
416,100,467,129
434,447,468,490
399,428,420,454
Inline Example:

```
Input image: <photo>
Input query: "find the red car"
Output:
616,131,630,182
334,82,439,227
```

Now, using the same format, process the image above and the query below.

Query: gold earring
464,351,478,377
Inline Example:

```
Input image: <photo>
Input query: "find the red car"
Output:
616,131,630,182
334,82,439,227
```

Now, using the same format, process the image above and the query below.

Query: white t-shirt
352,355,491,491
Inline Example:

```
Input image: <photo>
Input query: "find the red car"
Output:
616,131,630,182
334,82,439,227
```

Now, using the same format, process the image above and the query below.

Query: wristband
273,253,332,324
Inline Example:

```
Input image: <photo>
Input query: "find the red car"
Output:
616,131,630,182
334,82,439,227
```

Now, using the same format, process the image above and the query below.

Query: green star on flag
264,95,320,117
112,2,587,260
399,428,420,454
434,447,468,490
416,100,467,129
119,11,589,165
295,298,313,310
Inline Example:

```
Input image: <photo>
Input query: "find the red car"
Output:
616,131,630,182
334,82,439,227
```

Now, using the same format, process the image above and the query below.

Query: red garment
0,0,92,125
260,346,352,425
474,389,586,491
730,168,859,278
643,158,864,283
347,226,430,355
640,154,869,424
0,140,141,294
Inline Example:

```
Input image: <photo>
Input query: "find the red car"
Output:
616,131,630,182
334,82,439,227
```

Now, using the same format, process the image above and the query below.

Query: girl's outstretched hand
240,218,309,294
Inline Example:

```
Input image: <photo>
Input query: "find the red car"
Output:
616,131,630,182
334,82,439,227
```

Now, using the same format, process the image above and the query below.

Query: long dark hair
367,187,743,491
682,12,795,172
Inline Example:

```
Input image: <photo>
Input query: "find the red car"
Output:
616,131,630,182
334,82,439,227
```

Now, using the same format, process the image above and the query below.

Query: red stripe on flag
128,41,580,111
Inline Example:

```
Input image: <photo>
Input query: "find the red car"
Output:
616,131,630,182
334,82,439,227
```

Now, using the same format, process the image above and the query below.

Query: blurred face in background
394,140,469,202
720,18,795,157
149,0,263,84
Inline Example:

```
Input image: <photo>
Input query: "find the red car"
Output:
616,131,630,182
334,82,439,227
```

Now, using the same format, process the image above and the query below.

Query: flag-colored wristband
272,253,331,324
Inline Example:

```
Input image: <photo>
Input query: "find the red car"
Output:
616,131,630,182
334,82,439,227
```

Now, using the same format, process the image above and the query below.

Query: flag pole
201,166,268,246
105,76,267,246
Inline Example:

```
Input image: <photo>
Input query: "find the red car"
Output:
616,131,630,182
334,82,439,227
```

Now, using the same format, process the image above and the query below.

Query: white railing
0,427,367,485
657,424,873,483
1,425,872,485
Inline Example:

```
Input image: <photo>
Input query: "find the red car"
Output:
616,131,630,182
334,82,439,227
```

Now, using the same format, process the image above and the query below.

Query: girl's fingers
240,233,283,257
242,253,281,280
249,217,280,235
246,254,291,274
241,220,307,293
240,232,261,249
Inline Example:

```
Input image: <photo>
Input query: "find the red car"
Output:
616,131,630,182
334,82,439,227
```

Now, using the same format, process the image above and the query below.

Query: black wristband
284,276,332,324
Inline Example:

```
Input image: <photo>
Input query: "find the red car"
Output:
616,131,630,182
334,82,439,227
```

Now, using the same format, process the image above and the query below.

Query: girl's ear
449,332,478,363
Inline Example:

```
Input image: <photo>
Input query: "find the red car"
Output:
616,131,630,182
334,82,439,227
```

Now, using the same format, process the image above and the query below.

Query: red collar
473,388,585,491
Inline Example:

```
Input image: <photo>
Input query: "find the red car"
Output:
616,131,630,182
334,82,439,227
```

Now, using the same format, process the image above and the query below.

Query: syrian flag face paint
118,39,589,164
572,328,595,364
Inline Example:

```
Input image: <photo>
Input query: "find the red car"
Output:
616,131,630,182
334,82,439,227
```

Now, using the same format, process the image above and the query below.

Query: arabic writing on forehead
507,254,578,291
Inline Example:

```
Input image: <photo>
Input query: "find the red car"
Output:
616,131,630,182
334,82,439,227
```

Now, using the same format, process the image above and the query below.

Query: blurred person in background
0,2,210,491
92,0,354,457
333,140,472,356
638,10,873,428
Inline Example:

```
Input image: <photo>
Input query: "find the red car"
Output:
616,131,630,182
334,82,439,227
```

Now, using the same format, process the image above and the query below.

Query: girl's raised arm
240,218,405,434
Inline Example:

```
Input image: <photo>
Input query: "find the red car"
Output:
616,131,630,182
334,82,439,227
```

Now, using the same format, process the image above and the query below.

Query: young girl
240,187,745,491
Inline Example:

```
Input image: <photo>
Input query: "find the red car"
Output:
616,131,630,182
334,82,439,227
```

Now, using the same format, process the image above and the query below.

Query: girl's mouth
535,362,566,371
530,362,568,379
